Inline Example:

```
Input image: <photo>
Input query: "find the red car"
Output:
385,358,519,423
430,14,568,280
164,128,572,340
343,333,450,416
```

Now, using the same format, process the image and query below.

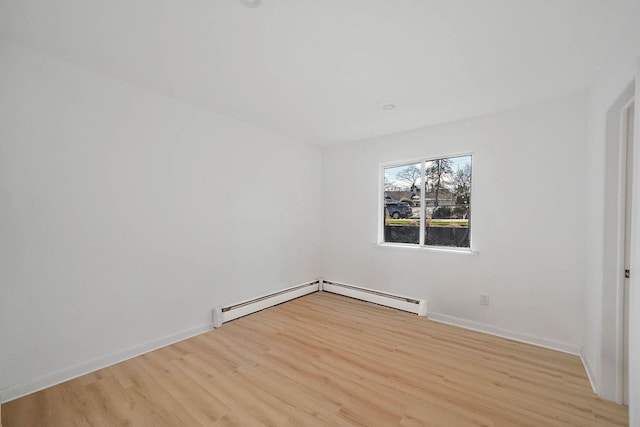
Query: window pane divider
419,160,426,246
382,153,472,249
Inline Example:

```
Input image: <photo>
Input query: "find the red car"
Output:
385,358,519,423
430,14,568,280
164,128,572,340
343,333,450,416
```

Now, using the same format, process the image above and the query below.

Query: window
382,154,471,249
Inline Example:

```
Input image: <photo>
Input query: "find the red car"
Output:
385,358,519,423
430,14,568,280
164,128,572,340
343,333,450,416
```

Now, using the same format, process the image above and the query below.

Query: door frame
603,80,635,405
622,98,635,406
628,71,640,424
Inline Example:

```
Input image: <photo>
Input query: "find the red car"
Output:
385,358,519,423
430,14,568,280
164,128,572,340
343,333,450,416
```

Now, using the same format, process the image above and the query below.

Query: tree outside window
383,155,471,248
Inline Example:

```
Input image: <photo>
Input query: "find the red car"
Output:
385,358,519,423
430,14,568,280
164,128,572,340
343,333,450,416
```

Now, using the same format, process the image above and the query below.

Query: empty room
1,0,640,426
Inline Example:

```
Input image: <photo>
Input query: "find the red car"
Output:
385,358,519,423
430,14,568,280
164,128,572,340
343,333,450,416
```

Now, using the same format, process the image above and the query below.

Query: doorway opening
623,100,635,406
603,81,635,405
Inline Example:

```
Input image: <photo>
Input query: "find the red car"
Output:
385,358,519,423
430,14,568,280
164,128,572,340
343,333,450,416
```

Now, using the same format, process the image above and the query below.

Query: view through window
383,155,471,248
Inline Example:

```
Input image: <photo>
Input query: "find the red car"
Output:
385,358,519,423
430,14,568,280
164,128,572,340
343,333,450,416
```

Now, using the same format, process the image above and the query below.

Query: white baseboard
321,280,427,316
427,312,581,355
2,280,586,405
580,351,598,394
0,323,211,404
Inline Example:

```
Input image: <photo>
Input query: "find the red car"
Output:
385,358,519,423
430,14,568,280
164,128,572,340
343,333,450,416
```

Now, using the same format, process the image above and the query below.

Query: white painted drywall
0,0,636,145
0,40,322,402
582,18,640,403
0,0,638,143
321,94,588,351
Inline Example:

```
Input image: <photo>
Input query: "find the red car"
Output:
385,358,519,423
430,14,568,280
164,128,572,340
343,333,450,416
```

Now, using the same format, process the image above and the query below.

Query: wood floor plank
1,292,629,426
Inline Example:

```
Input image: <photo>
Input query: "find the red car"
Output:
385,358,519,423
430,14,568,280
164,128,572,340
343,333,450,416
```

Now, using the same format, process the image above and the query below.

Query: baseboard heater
212,280,320,328
212,279,427,328
321,280,427,316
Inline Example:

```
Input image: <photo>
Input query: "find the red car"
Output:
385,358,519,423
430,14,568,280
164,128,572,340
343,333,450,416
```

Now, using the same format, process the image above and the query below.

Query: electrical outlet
480,294,490,306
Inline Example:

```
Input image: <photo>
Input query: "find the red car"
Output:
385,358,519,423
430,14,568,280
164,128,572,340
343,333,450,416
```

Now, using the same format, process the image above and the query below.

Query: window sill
374,242,478,255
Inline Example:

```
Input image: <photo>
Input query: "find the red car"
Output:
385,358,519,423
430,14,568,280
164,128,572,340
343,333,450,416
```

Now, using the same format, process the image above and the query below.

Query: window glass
383,163,421,244
382,155,471,249
424,155,471,248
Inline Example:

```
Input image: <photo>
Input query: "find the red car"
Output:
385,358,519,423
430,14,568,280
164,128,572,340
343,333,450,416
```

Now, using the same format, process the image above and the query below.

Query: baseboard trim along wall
427,312,581,355
1,323,211,404
3,279,584,404
580,351,598,394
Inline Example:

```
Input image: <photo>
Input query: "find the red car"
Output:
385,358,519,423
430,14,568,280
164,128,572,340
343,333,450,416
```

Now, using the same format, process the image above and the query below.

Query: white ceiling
1,0,639,145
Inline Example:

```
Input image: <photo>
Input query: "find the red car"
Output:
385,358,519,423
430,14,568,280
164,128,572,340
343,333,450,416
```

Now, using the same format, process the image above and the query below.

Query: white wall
0,40,322,402
1,18,638,418
582,21,640,403
321,94,588,352
579,1,640,411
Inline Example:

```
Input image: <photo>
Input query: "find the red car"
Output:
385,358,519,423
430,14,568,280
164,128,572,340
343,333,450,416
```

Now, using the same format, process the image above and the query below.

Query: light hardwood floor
2,292,629,426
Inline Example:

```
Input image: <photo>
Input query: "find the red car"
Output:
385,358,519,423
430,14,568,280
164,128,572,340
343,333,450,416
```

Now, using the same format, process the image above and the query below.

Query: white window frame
378,153,474,253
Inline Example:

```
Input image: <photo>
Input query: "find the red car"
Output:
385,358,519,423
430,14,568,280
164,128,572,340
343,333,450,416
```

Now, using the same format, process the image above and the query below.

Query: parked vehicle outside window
384,201,413,219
